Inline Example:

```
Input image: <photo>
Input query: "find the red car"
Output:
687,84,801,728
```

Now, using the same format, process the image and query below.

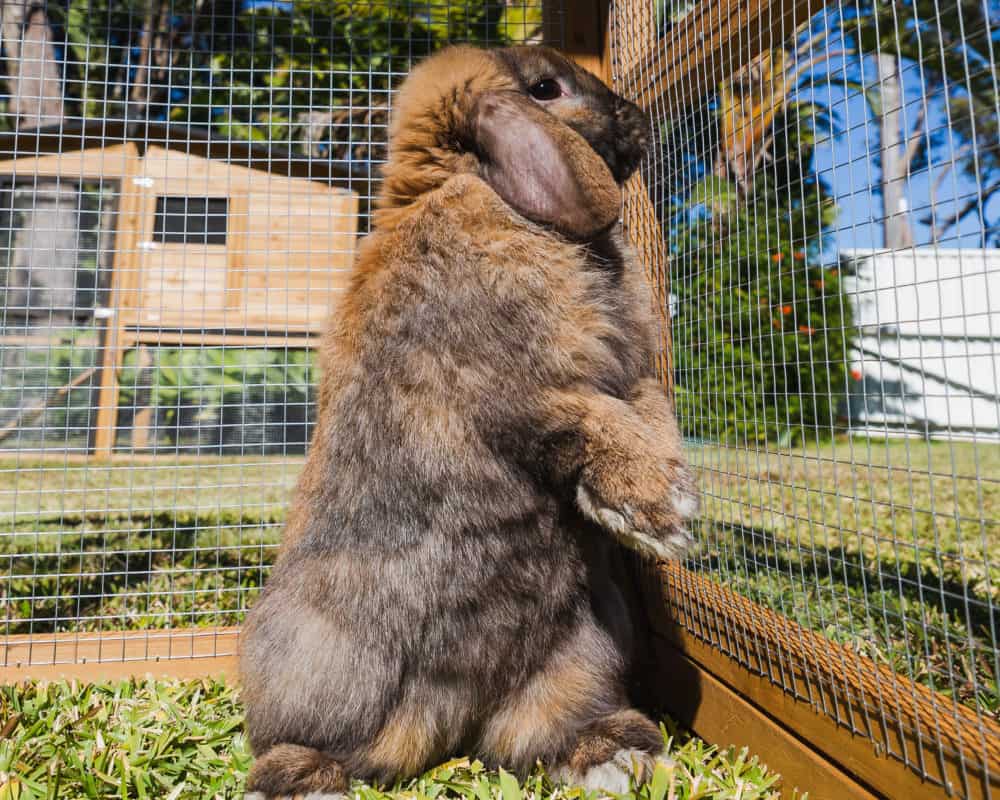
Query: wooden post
550,0,675,394
128,344,155,451
550,0,611,81
92,144,143,457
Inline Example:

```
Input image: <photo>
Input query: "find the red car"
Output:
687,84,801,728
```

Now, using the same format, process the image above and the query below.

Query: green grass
0,520,278,633
693,438,1000,599
0,678,791,800
692,438,999,720
0,457,300,529
0,438,996,720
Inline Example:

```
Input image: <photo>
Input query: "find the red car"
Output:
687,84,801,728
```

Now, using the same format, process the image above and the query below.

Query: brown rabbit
240,44,698,799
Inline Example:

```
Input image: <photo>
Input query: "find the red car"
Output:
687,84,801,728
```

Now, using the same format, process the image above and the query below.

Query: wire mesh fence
0,0,552,654
0,0,997,795
611,0,998,794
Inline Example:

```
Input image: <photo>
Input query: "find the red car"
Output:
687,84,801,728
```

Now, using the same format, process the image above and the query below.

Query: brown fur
239,44,697,798
565,710,664,777
247,744,347,795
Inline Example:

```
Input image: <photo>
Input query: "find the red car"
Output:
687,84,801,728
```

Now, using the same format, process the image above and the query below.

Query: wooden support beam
638,561,1000,800
547,0,611,81
622,171,673,391
644,634,880,799
0,627,239,683
624,0,821,112
92,143,143,457
122,329,320,349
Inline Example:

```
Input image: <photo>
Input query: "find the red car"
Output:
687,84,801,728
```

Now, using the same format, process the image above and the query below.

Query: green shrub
116,347,317,453
0,331,100,445
666,106,854,446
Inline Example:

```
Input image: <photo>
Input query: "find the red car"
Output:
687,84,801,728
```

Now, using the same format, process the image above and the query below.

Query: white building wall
842,248,1000,440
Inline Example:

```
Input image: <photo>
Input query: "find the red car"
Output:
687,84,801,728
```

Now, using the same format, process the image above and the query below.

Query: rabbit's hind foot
245,744,348,799
551,748,673,795
549,709,672,795
245,794,347,800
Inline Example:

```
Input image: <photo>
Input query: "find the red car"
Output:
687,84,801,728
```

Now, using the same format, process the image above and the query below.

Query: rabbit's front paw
576,461,698,561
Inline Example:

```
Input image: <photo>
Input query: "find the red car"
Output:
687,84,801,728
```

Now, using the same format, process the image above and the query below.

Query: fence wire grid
0,1,554,652
0,0,997,796
611,0,998,795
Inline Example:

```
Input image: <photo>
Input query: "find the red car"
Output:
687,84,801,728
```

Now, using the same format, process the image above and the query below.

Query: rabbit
239,43,699,800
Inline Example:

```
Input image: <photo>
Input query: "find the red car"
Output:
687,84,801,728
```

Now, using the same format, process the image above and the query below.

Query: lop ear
473,91,621,240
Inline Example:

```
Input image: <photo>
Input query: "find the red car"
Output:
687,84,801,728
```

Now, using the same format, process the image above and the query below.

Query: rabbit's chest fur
304,176,653,546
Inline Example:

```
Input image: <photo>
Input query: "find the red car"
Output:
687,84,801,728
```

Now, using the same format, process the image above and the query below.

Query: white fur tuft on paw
576,484,602,525
554,748,674,795
551,757,629,795
578,759,633,794
649,747,675,774
617,527,691,562
671,486,700,520
577,484,693,561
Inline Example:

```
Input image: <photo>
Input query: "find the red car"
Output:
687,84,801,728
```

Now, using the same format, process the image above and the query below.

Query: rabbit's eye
529,79,562,101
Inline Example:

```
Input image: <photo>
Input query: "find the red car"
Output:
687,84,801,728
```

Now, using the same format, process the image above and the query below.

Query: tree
55,0,525,161
875,52,917,249
1,0,64,127
663,41,853,445
826,0,999,247
0,0,79,325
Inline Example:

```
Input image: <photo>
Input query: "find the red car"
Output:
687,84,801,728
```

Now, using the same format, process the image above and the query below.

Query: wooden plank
226,191,250,309
644,634,880,799
0,451,296,465
0,143,132,180
92,144,143,457
122,329,320,348
0,333,93,346
135,245,231,320
622,170,674,391
606,0,657,85
638,561,1000,800
0,627,240,683
553,0,610,80
626,0,821,112
0,655,238,684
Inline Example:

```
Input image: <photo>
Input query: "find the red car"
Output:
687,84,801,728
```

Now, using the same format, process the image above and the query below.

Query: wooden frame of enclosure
0,121,362,456
602,2,999,796
2,4,998,800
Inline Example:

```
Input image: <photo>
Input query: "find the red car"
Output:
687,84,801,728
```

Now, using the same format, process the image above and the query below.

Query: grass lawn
0,678,790,800
693,437,1000,599
691,437,999,717
0,437,996,718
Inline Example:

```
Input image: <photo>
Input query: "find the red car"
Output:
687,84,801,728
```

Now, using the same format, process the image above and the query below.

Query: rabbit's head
376,45,651,239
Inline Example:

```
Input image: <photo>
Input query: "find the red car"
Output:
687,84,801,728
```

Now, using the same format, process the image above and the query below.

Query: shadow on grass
694,522,998,718
704,521,998,632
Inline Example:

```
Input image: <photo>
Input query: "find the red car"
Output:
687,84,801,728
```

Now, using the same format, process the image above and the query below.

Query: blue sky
811,59,996,252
